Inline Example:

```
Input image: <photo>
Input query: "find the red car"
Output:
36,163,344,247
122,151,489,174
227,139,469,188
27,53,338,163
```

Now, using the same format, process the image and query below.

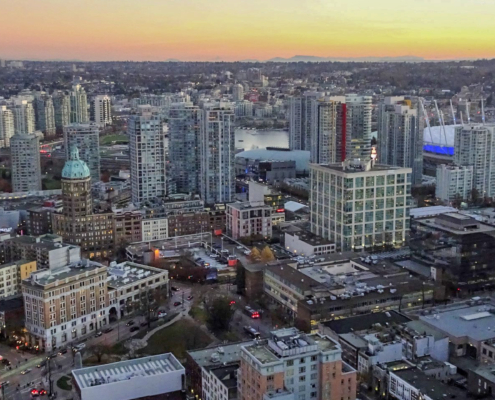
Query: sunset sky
1,0,494,61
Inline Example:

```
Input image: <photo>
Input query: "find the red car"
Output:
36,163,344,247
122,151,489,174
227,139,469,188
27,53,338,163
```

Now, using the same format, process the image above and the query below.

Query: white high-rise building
200,103,235,204
10,132,42,192
11,99,36,135
232,84,244,102
168,103,201,194
64,124,101,183
377,96,424,185
234,100,253,117
128,106,166,205
345,94,372,160
454,124,495,198
435,164,474,202
0,106,14,148
93,95,112,126
310,96,346,164
310,159,412,251
289,91,324,151
70,83,89,123
34,93,56,137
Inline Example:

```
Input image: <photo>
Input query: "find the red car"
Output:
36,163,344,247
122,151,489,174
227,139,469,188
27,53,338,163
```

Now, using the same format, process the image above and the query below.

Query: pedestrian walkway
141,313,183,342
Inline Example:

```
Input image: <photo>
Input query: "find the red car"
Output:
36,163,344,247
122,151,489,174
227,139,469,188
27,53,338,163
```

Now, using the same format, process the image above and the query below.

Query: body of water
235,128,289,150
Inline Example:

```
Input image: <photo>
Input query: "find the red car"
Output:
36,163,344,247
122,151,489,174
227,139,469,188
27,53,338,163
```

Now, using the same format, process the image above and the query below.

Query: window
287,360,294,366
299,367,306,373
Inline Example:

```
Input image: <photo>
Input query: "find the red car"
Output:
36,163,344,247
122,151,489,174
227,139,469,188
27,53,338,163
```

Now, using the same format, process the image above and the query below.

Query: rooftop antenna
466,101,471,123
450,99,456,125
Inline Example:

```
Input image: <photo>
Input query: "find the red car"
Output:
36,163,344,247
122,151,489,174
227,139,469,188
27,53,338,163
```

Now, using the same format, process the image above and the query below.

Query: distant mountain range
266,55,426,63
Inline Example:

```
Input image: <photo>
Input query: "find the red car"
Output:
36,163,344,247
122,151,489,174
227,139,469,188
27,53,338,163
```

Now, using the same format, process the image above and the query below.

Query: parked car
104,327,114,333
30,388,39,397
236,246,244,250
1,358,11,365
174,301,182,306
244,250,251,256
48,353,57,359
95,331,103,337
140,321,148,327
158,311,167,318
73,343,86,351
171,286,180,291
39,388,47,396
130,326,140,332
20,368,32,375
57,348,68,355
36,361,46,368
187,295,193,301
126,320,135,326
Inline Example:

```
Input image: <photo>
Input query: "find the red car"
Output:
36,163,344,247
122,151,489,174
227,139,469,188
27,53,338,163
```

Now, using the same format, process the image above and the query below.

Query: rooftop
107,261,165,288
286,229,333,247
322,311,411,335
188,341,254,367
410,206,458,219
72,353,184,389
311,161,408,174
392,369,466,400
419,304,495,342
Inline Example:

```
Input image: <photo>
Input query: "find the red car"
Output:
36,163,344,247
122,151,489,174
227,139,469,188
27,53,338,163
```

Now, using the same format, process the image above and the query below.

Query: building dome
62,147,91,179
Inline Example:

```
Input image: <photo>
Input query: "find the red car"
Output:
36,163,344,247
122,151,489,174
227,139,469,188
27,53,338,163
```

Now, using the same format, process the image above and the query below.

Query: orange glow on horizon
1,0,494,61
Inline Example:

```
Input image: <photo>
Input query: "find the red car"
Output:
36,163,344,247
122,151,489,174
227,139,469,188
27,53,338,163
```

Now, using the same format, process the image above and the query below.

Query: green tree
206,296,234,334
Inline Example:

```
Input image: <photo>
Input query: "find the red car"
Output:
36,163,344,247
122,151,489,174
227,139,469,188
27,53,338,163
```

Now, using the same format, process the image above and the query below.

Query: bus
244,326,261,339
244,306,261,319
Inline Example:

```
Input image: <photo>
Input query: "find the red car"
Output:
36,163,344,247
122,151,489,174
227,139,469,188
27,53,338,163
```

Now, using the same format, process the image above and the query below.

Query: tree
248,247,261,263
206,296,234,334
260,246,275,262
470,187,480,205
88,343,111,363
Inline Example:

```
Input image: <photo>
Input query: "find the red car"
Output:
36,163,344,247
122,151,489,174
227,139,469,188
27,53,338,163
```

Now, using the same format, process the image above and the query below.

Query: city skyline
1,0,495,62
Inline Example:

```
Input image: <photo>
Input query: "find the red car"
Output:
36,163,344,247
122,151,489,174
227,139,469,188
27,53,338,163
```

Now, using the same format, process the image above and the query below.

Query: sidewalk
141,313,183,342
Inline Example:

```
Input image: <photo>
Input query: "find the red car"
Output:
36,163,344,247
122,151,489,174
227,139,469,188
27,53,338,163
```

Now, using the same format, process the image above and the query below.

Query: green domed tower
61,146,92,218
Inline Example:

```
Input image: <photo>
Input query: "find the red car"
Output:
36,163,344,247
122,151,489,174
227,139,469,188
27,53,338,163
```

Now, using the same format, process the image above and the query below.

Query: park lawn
100,134,128,145
189,304,207,324
138,319,212,361
42,178,61,190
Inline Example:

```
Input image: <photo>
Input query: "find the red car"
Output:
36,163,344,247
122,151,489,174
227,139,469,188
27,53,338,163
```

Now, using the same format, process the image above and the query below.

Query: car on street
174,301,182,306
126,320,135,326
140,321,148,327
39,388,47,396
171,286,180,291
130,326,140,332
1,358,11,365
213,244,221,249
48,353,57,359
37,361,46,368
58,348,68,355
31,388,39,397
244,250,251,256
104,328,114,333
95,331,103,337
187,295,193,300
0,381,9,388
21,368,32,374
73,343,86,352
236,246,244,249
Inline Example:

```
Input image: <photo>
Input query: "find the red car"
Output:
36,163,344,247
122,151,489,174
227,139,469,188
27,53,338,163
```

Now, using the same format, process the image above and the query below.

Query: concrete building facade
10,132,42,192
64,123,101,183
435,164,474,202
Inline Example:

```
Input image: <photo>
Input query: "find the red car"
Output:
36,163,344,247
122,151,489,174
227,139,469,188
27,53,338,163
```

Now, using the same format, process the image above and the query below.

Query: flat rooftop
393,369,466,400
25,259,106,287
72,353,184,389
322,311,411,335
265,263,320,292
286,230,334,246
312,162,406,174
107,261,164,288
188,341,254,367
419,304,495,342
410,206,457,219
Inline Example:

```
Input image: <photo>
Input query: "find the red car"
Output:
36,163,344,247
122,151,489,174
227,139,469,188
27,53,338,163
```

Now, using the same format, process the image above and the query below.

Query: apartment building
226,202,272,240
22,259,110,351
10,131,43,192
345,95,372,160
92,95,112,126
64,123,101,183
0,259,36,298
239,327,357,400
141,217,168,241
310,159,412,251
113,208,143,245
435,164,474,202
0,105,14,148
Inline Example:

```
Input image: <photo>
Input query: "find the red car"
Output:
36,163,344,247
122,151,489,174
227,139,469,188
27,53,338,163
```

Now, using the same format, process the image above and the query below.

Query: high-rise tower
345,94,372,160
10,131,42,192
64,123,101,183
70,82,89,123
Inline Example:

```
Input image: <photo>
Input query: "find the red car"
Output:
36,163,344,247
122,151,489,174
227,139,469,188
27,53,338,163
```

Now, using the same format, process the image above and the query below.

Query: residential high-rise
377,96,424,185
454,124,495,198
310,97,346,164
34,93,56,137
53,91,71,134
238,327,357,400
435,164,474,202
345,94,372,160
232,84,244,102
64,123,101,183
11,99,36,135
289,91,324,151
52,147,115,259
70,82,89,123
128,106,166,205
10,132,42,192
92,95,112,126
168,103,201,194
199,103,235,204
0,105,14,148
310,158,412,251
